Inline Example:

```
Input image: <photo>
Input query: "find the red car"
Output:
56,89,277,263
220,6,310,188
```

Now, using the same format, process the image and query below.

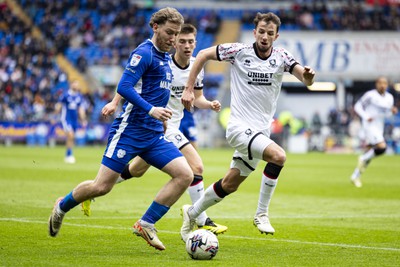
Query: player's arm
291,64,315,86
54,102,62,114
182,46,219,111
194,89,221,112
78,105,87,127
102,92,122,117
354,95,372,122
117,52,172,121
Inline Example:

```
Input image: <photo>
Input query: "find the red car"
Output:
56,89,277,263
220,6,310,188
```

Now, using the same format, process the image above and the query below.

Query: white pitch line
2,217,400,252
5,213,400,220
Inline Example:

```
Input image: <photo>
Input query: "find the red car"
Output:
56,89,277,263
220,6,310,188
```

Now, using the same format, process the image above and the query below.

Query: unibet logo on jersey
247,72,273,86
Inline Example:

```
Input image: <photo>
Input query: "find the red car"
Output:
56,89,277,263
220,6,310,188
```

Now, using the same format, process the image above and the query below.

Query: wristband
148,107,155,116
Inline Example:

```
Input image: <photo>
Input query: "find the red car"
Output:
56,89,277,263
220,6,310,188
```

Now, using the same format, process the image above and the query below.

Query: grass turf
0,146,399,266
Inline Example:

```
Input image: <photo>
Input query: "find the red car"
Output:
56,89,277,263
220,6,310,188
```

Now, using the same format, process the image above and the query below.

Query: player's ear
274,32,279,41
153,23,159,33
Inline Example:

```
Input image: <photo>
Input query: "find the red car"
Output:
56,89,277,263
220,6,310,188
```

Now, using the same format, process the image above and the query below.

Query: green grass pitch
0,146,399,266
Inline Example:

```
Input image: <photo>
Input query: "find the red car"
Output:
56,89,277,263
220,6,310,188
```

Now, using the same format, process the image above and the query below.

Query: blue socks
141,201,170,224
66,148,73,157
59,192,79,212
58,194,169,224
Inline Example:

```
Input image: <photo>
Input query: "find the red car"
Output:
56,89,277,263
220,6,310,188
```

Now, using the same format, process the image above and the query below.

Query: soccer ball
185,229,219,260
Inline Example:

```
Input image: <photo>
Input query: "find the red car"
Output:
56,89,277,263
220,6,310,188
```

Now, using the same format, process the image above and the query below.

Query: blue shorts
61,119,78,133
102,119,183,173
179,112,197,142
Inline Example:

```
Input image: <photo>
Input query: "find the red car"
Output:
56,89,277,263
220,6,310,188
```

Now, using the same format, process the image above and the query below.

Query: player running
84,24,227,235
54,80,87,164
350,76,398,187
48,8,191,251
180,12,315,241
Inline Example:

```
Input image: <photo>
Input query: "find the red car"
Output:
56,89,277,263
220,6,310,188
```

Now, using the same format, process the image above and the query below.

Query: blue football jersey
116,39,173,133
59,89,84,124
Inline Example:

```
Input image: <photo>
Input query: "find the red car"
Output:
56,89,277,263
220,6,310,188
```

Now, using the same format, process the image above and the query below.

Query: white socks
256,174,278,215
189,183,223,219
360,148,375,162
188,180,208,225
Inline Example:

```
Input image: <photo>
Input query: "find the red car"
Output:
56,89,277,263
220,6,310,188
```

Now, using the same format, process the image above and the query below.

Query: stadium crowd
1,1,399,150
241,1,400,31
0,2,67,122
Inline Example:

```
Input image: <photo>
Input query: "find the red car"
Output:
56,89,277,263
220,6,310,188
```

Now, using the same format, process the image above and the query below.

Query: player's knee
270,150,286,166
130,168,146,177
190,162,204,175
177,168,194,187
374,146,386,156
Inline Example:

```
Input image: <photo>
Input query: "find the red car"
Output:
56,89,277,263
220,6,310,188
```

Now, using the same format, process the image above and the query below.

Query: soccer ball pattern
185,229,219,260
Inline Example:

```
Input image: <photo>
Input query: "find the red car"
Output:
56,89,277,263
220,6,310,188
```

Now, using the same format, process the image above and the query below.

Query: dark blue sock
66,148,72,156
141,201,170,224
59,192,79,212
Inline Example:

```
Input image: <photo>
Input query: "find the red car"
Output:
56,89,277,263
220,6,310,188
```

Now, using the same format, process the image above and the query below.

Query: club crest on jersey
245,128,253,136
175,134,183,142
130,54,142,67
117,149,126,158
269,59,277,68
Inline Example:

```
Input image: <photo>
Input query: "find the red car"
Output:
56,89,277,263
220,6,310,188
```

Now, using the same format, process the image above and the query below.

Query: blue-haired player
48,7,191,251
54,80,87,163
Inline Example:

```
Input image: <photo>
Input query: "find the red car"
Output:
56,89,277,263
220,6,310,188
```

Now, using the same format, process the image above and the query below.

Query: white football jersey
167,56,204,130
354,89,394,131
217,43,298,131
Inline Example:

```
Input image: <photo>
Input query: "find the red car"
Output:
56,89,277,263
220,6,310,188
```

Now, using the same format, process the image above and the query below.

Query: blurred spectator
242,2,400,31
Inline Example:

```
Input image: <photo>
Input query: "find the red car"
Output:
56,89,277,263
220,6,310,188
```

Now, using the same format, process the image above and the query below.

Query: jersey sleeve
216,43,246,64
354,92,371,120
281,48,299,73
194,68,204,90
117,48,153,113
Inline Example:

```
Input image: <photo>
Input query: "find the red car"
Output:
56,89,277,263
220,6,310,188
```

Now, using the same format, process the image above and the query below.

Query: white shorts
362,124,384,145
226,124,274,176
165,127,190,150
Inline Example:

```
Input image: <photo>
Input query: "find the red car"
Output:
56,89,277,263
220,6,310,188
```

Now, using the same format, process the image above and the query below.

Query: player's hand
210,100,221,112
367,117,374,122
102,102,118,117
150,107,172,122
303,66,315,83
182,87,195,111
392,106,398,115
102,102,117,117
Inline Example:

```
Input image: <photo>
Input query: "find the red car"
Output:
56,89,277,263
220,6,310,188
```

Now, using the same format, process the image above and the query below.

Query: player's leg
116,156,151,183
351,127,386,187
254,140,286,235
51,119,135,235
81,156,151,216
181,167,247,241
63,123,76,163
180,143,228,234
49,164,120,236
133,139,193,250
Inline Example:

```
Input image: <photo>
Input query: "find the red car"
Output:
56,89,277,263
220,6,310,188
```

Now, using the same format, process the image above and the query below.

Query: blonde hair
149,7,184,28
